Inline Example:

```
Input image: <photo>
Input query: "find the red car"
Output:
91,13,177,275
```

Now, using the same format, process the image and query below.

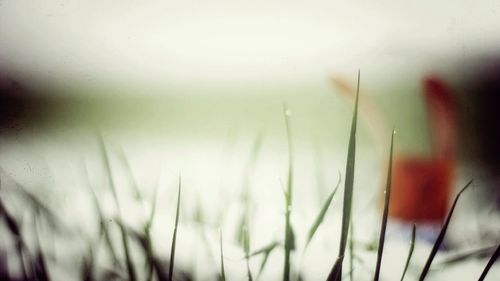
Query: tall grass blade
349,218,354,281
373,130,395,281
236,134,263,245
81,163,120,266
283,104,294,281
219,230,226,281
169,175,182,281
400,224,416,281
118,220,137,281
97,134,137,281
243,227,253,281
418,179,473,281
80,243,95,281
478,243,500,281
305,173,341,247
327,70,360,281
33,216,51,281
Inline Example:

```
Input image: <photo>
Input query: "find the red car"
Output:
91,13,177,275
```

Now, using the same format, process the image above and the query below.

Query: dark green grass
373,129,395,281
418,179,473,281
478,243,500,281
400,224,416,281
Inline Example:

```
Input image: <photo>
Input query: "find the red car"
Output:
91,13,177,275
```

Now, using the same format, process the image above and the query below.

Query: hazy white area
1,0,500,91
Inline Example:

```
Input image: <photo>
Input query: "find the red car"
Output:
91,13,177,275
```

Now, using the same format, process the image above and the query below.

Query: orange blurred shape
389,76,457,223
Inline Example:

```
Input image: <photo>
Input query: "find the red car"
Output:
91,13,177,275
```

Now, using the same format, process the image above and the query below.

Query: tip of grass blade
305,172,342,248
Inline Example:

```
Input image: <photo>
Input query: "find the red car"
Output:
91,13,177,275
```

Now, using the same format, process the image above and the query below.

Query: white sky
1,0,500,92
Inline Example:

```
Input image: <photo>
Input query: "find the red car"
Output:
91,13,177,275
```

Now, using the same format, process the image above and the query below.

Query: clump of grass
418,179,473,281
373,129,395,281
327,70,360,281
169,175,182,281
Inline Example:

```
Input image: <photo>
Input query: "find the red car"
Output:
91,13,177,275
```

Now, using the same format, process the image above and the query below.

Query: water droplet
285,109,292,116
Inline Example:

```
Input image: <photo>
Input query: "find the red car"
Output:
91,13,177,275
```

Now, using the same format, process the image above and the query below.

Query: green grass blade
243,227,254,281
169,175,182,281
118,220,137,281
219,230,226,281
327,70,360,281
283,104,294,281
0,198,29,280
349,218,354,281
418,179,473,281
97,133,121,211
400,224,416,281
478,243,500,281
97,134,137,280
250,241,280,258
81,163,120,266
305,173,341,248
373,130,395,281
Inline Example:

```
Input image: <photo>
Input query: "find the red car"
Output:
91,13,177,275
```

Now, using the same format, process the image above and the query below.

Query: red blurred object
389,76,456,222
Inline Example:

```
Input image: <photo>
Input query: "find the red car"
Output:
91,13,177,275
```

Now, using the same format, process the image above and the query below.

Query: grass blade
305,173,341,247
418,179,473,280
400,224,416,281
478,243,500,281
327,70,360,281
0,196,30,280
97,134,137,281
373,130,395,281
349,218,354,281
283,104,294,281
243,227,253,281
219,230,226,281
169,175,182,281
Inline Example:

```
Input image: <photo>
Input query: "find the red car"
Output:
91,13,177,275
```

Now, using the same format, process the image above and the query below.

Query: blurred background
1,1,500,280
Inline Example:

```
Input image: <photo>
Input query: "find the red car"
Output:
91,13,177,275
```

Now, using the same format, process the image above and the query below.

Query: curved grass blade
400,224,416,281
373,130,395,281
247,241,280,278
219,230,226,281
327,70,360,281
282,104,295,281
305,173,341,248
478,243,500,281
169,175,182,281
418,179,473,281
